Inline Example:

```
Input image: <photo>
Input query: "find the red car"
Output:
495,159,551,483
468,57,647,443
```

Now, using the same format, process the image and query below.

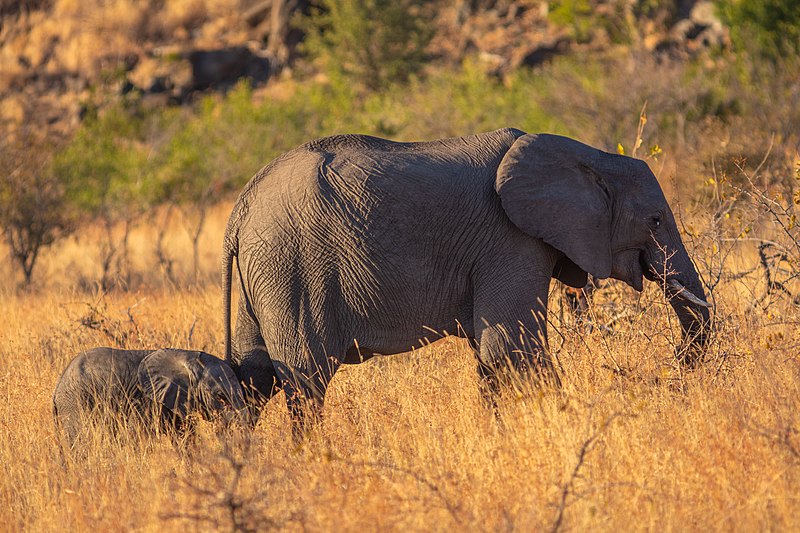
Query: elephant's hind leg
269,342,343,440
234,297,280,405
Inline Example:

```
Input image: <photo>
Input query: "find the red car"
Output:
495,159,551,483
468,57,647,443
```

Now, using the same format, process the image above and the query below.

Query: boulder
187,46,272,92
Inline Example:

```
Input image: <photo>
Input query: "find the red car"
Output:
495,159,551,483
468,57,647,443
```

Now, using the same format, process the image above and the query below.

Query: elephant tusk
668,279,712,308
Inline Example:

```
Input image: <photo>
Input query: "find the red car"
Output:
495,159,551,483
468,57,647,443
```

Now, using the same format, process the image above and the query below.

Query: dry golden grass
2,204,800,532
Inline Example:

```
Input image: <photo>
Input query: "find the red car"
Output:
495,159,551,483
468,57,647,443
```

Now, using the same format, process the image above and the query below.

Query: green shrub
548,0,637,45
717,0,800,59
154,81,325,198
548,0,596,43
52,104,153,221
301,0,434,91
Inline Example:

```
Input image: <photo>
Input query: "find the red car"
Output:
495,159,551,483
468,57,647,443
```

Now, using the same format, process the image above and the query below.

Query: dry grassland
1,204,799,532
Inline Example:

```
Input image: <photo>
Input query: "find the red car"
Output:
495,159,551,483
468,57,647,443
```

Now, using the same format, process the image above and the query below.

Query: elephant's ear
496,133,613,279
138,349,198,420
196,352,247,411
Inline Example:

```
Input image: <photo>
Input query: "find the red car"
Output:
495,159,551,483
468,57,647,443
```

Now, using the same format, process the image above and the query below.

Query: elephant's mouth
640,250,711,309
640,250,657,282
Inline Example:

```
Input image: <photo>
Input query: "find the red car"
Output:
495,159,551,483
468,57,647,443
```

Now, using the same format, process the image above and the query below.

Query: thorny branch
162,434,297,533
325,452,478,530
76,295,146,346
549,400,628,533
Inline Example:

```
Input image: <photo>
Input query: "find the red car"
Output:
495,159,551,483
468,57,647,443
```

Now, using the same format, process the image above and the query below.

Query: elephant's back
240,128,525,201
301,128,524,158
54,348,150,410
245,128,525,209
53,348,152,444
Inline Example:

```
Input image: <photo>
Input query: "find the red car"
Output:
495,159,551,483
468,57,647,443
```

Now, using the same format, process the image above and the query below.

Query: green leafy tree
155,86,255,282
153,81,326,281
155,111,228,283
52,104,153,290
302,0,434,91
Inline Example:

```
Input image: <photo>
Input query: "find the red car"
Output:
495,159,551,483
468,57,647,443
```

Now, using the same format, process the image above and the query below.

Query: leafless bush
75,296,146,347
154,205,178,286
0,131,72,288
549,393,630,533
697,145,800,311
164,433,301,532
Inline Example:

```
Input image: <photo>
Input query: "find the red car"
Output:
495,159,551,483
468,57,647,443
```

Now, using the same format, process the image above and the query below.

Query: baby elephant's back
53,347,153,444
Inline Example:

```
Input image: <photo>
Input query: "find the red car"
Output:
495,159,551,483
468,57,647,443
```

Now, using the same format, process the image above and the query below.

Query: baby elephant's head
137,349,248,427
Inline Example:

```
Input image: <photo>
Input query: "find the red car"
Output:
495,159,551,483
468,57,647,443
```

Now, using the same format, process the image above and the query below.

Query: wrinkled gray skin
53,347,247,449
222,129,711,426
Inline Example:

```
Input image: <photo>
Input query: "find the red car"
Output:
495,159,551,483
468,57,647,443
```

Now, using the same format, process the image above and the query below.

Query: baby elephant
53,347,247,449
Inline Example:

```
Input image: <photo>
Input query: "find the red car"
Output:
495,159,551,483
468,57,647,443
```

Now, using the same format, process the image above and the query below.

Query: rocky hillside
0,0,726,141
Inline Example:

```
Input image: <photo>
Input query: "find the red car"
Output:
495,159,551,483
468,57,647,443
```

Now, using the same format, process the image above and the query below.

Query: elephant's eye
649,215,662,229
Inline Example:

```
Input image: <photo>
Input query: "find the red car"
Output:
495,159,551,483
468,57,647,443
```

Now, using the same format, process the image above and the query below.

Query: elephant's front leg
473,273,558,398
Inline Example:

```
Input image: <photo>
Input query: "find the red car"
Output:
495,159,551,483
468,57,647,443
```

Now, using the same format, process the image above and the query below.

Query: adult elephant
222,129,711,424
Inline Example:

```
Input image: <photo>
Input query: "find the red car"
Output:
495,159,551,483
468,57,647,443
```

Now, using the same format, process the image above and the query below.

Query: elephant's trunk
646,236,712,365
667,285,711,365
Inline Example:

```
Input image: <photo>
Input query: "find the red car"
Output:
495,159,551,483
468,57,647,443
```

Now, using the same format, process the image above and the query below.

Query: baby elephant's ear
138,349,198,420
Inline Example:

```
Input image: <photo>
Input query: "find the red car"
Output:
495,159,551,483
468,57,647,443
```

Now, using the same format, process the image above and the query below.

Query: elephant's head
137,349,248,427
496,133,711,362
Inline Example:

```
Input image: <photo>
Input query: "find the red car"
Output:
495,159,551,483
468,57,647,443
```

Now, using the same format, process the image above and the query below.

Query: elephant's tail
223,185,251,363
223,241,235,363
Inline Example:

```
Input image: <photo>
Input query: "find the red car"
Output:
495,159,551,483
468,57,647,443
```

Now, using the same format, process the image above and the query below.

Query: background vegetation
1,0,800,530
1,0,798,289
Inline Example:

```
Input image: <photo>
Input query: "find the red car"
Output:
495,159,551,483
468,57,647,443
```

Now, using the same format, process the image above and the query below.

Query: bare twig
162,434,299,532
325,453,477,531
549,403,627,533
